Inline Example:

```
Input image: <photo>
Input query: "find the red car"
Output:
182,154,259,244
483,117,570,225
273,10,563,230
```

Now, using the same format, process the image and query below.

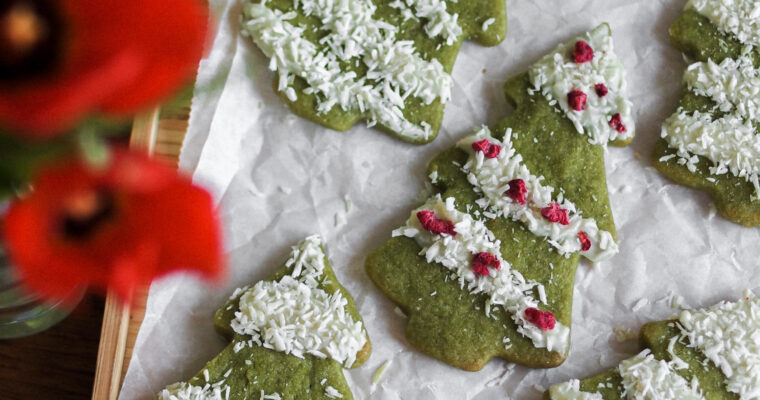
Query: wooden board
92,102,191,400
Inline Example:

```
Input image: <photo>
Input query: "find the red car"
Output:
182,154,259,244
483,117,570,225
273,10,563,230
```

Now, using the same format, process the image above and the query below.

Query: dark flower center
60,189,116,241
0,0,63,83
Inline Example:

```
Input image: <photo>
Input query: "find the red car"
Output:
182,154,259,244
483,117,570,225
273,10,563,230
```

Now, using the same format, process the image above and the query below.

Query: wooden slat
120,287,149,384
128,108,161,153
91,293,131,400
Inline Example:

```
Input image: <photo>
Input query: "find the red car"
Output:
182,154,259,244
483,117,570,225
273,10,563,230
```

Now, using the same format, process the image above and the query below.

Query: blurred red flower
1,149,224,303
0,0,208,138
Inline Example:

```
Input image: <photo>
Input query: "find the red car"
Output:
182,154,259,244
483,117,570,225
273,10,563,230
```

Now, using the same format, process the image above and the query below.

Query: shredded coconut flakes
230,235,367,367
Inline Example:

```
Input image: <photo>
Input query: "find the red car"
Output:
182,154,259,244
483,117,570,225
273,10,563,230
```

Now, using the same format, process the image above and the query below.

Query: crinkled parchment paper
119,1,760,398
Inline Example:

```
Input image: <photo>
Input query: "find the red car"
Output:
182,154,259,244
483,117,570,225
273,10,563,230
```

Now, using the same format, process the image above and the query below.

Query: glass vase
0,205,83,338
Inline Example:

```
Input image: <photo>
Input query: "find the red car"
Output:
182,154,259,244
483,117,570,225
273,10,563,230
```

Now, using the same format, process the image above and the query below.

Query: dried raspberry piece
573,40,594,64
524,308,556,331
567,89,587,111
417,210,457,236
578,231,591,251
471,139,502,159
504,179,527,205
609,113,626,133
541,203,569,225
471,252,501,276
594,83,608,97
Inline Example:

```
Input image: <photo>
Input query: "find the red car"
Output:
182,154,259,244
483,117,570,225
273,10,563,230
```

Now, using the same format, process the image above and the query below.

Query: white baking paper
119,1,760,399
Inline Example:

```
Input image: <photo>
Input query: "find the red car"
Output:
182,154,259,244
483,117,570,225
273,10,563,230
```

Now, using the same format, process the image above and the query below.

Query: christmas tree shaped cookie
654,0,760,227
240,0,506,144
366,24,633,370
158,236,371,400
546,292,759,400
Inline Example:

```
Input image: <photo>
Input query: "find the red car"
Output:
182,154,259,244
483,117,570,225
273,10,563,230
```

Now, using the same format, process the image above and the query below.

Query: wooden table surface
0,294,105,400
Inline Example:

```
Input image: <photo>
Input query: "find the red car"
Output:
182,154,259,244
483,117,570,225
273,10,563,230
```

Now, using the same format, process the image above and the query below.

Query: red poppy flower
1,149,224,303
0,0,208,138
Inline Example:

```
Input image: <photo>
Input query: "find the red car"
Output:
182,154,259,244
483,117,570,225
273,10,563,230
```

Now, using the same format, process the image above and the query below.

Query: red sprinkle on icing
609,113,626,133
471,139,502,159
578,231,591,251
524,308,556,331
417,210,457,237
472,252,501,276
541,203,570,225
594,83,608,97
567,89,587,111
504,179,527,205
573,41,594,64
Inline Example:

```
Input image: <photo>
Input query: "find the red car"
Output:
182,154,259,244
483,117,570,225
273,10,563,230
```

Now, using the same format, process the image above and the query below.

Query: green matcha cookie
240,0,506,144
546,292,759,400
366,24,633,371
654,1,760,227
158,236,371,400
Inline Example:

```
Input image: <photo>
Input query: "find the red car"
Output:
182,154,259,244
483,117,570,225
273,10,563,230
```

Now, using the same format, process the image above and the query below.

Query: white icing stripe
393,195,570,353
549,379,603,400
242,0,452,141
457,126,619,262
619,350,705,400
529,24,635,145
230,236,367,367
684,56,760,123
158,382,231,400
661,111,760,198
687,0,760,47
389,0,462,46
679,291,760,399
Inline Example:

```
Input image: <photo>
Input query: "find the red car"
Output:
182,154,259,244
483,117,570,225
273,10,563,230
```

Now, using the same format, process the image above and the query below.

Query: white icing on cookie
549,379,603,400
457,126,618,262
619,350,705,400
230,235,367,367
389,0,462,46
393,195,570,354
529,24,635,145
684,55,760,122
661,110,760,198
157,382,231,400
687,0,760,47
679,291,760,399
242,0,453,141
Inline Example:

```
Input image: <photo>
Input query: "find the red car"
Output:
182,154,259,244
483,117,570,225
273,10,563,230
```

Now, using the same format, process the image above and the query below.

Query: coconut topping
678,292,760,399
242,0,453,141
457,126,619,262
389,0,462,46
529,24,635,144
684,55,760,122
393,195,570,353
230,236,367,367
661,110,760,199
619,350,705,400
549,379,603,400
687,0,760,47
157,382,231,400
